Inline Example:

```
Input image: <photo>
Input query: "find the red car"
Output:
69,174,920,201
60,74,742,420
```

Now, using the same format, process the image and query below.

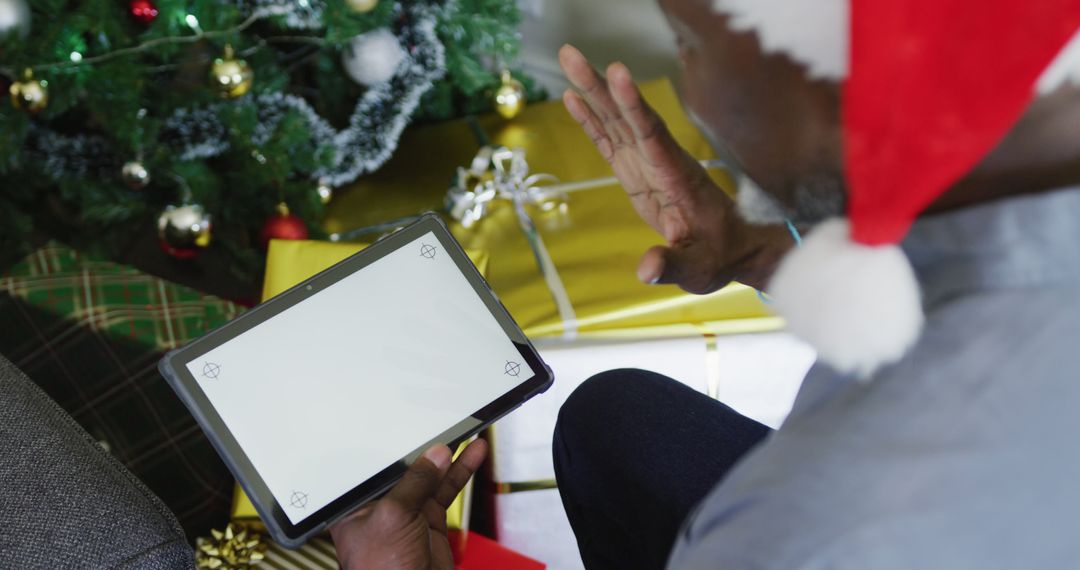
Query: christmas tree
0,0,539,275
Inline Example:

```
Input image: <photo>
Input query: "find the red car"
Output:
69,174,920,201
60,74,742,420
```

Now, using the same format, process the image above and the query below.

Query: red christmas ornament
129,0,159,25
158,240,200,260
259,203,309,249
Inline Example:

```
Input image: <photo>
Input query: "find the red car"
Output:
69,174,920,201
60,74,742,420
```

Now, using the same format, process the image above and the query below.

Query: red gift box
452,530,545,570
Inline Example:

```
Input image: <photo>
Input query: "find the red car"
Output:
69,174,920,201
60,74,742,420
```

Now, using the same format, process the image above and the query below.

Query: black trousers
553,369,771,570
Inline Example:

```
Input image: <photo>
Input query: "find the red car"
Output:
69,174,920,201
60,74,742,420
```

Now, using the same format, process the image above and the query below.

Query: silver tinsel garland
31,0,446,188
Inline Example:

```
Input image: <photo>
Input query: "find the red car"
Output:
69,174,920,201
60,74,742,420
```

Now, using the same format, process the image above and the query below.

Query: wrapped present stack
0,242,242,539
1,52,813,566
316,78,817,568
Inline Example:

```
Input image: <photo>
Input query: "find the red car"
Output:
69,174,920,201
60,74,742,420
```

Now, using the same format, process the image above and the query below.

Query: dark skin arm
331,439,487,570
558,44,793,293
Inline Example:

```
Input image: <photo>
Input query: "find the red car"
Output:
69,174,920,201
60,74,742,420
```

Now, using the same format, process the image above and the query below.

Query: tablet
158,214,553,548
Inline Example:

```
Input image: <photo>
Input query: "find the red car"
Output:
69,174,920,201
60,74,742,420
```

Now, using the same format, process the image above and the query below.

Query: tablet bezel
158,213,553,548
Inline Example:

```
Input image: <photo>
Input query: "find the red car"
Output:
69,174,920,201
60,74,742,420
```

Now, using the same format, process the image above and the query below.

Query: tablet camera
420,243,437,259
290,490,309,509
504,361,522,377
202,362,221,380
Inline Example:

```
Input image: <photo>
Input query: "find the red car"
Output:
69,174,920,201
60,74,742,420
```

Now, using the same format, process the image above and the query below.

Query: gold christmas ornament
9,69,48,114
210,44,254,99
195,523,267,569
345,0,378,13
157,202,212,258
316,178,334,204
494,70,525,119
121,160,151,189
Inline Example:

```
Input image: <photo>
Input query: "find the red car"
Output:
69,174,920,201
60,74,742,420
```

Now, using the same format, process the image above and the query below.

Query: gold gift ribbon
492,479,559,494
196,523,267,569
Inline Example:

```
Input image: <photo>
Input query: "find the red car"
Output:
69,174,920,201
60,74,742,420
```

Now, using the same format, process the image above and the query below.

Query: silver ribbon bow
447,146,577,339
446,146,567,229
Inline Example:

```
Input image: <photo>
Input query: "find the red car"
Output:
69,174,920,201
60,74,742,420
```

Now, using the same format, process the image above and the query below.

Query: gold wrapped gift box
230,239,487,532
232,78,789,545
324,78,781,340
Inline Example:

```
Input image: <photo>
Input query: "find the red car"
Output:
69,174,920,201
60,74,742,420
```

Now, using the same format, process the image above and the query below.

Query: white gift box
495,489,583,570
490,332,816,570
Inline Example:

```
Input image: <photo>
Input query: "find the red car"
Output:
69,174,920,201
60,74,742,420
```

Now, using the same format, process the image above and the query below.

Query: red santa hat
713,0,1080,378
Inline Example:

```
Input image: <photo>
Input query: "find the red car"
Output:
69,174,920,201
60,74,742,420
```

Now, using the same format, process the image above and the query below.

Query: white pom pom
768,218,924,380
341,28,406,86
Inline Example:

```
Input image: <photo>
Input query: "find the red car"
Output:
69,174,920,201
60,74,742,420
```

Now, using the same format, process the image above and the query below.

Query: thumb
637,244,721,294
385,445,452,512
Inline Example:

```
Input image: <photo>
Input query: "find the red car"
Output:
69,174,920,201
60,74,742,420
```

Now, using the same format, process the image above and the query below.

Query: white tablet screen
185,231,533,523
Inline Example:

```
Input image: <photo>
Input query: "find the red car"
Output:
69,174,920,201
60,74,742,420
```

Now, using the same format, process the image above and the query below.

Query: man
549,1,1080,569
5,1,1079,568
335,0,1080,568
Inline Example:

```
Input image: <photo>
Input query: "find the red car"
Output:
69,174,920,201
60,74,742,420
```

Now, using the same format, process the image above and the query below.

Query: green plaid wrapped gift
0,242,243,539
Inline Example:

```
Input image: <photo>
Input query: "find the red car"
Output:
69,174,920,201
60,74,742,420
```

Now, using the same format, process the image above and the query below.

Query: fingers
558,44,602,96
384,445,452,512
422,498,447,534
434,439,488,509
430,531,457,570
564,90,614,162
637,246,666,284
638,244,724,294
607,62,675,167
558,45,634,146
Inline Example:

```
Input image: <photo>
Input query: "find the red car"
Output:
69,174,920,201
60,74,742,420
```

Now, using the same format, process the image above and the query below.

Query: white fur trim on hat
768,218,924,380
711,0,848,80
1037,27,1080,95
711,0,1080,95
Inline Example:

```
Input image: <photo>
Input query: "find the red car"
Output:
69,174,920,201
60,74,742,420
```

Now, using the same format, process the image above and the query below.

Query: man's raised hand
559,44,787,293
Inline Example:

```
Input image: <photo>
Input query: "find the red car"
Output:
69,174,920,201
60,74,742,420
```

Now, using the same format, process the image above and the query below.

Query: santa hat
713,0,1080,378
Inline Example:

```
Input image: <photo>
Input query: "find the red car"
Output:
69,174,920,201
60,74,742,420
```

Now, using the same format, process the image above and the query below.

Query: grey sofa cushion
0,354,194,569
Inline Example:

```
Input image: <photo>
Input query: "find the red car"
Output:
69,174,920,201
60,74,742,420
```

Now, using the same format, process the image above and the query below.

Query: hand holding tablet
159,214,552,547
330,439,487,569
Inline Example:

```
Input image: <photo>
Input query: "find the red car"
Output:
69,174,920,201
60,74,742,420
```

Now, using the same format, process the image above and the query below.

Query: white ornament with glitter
341,28,406,87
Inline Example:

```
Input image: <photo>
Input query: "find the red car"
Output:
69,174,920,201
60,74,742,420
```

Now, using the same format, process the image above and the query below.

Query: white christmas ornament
768,218,924,380
341,28,406,86
0,0,31,40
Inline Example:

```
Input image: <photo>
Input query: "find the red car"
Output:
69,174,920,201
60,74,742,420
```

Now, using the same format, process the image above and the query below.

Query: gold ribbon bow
196,523,267,569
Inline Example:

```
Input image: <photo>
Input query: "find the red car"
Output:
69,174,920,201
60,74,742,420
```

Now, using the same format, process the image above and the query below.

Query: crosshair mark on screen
504,361,522,377
290,490,309,509
420,243,437,259
202,362,221,380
